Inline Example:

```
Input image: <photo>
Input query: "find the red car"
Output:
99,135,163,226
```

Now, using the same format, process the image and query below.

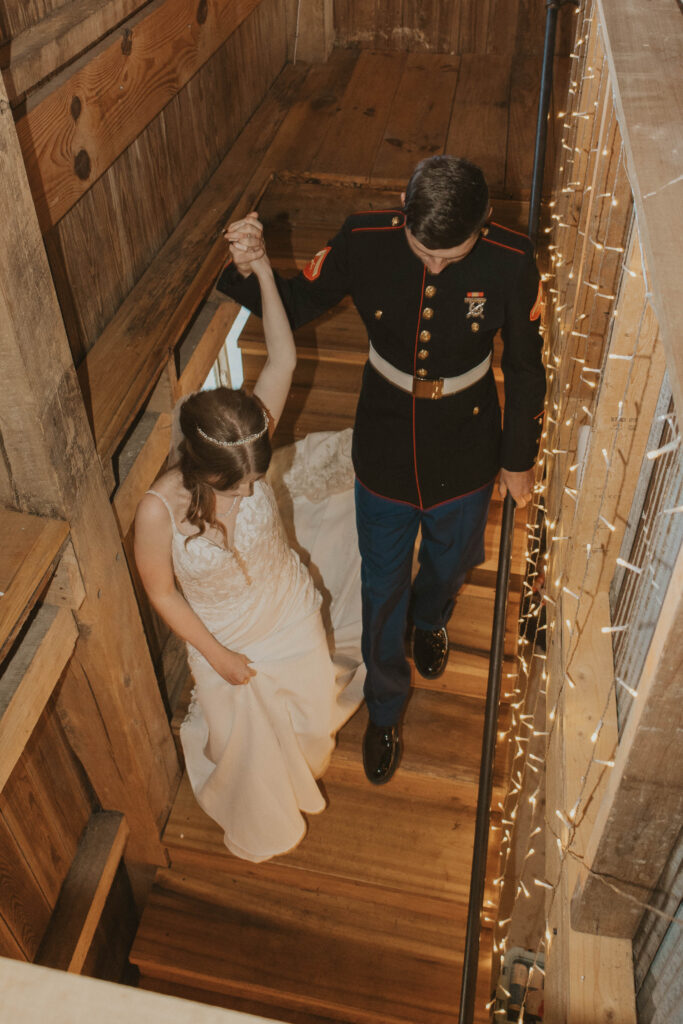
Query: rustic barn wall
29,0,287,364
0,0,69,39
633,831,683,1024
0,699,94,961
333,0,576,55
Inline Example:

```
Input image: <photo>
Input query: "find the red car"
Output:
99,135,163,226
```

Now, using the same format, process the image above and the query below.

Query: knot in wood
70,96,82,121
121,28,133,55
197,0,208,24
74,149,91,181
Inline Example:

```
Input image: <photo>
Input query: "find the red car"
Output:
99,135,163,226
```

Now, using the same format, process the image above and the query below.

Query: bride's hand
209,645,255,686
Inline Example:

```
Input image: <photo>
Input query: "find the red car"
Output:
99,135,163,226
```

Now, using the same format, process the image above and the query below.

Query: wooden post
0,73,179,865
289,0,334,63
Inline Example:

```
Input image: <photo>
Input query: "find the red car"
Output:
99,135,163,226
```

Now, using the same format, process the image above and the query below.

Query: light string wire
486,2,682,1018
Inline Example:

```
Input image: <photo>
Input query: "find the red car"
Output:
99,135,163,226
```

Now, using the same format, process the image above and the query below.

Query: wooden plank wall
334,0,577,55
4,0,287,365
0,701,94,961
0,0,68,39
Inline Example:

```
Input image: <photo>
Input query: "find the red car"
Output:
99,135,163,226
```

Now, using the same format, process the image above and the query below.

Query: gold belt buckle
413,377,444,399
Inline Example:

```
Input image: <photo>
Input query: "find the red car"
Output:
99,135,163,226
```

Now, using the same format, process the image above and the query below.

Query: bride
134,229,363,863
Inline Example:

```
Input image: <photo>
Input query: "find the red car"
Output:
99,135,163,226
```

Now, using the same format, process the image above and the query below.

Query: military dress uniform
217,210,545,726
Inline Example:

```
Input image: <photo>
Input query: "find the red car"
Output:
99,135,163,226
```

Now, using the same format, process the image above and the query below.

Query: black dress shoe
412,625,449,679
363,721,401,785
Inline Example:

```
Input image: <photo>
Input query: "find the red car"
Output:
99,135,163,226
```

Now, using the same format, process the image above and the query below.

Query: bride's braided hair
178,388,272,545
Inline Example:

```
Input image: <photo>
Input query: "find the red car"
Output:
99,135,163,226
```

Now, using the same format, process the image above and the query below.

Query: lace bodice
147,480,318,648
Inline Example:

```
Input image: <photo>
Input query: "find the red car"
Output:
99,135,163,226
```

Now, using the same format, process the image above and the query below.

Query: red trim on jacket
481,237,525,256
354,476,496,510
490,221,531,240
351,224,405,233
411,267,427,510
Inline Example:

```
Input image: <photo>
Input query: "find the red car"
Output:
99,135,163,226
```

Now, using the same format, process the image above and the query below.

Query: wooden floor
130,48,535,1024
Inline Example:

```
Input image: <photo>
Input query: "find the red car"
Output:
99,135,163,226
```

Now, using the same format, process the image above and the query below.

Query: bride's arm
134,494,255,686
225,213,296,431
251,253,297,430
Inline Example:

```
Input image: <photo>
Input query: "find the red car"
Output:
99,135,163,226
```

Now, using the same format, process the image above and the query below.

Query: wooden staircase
131,674,514,1024
130,176,527,1023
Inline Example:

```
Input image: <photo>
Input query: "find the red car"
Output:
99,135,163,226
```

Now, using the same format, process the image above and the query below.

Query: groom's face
404,226,481,275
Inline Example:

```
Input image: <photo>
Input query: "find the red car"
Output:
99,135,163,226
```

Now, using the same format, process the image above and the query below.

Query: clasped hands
223,211,266,276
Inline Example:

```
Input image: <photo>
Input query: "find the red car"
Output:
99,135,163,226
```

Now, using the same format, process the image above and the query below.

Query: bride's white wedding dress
148,429,364,863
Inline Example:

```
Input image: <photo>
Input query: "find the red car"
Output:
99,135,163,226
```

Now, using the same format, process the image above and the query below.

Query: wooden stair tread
130,883,479,1024
446,581,520,658
414,648,517,702
330,690,509,794
148,868,464,958
163,769,498,907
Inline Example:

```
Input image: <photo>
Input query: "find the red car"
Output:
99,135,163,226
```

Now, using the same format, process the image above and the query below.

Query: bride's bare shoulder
149,468,185,497
140,469,189,518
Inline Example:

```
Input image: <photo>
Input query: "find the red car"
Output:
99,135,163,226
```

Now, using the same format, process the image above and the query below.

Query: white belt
368,342,492,400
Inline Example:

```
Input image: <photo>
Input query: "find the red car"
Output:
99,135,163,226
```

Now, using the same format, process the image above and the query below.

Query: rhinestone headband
196,408,269,448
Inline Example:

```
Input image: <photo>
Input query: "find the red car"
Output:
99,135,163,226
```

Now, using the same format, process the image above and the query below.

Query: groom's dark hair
403,155,489,248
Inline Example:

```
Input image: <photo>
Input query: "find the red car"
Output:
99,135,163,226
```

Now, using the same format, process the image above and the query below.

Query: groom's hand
498,467,535,509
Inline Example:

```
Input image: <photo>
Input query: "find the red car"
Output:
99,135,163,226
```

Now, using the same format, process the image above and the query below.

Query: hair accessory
196,408,269,448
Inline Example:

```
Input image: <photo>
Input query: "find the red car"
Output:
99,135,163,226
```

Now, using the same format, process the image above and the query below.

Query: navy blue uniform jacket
216,210,546,509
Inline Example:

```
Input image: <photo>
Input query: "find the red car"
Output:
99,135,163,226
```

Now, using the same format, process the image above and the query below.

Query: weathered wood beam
543,233,662,1021
14,0,264,232
0,70,179,864
571,542,683,937
0,509,69,660
0,606,78,793
292,0,334,63
113,413,171,538
545,595,636,1024
35,811,129,973
43,539,86,609
563,235,666,597
77,62,307,462
0,0,149,104
597,0,683,416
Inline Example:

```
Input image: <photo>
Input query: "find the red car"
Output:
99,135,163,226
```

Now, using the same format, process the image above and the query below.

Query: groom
218,155,545,785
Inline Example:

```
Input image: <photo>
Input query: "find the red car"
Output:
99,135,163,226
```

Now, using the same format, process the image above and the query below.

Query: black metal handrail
457,3,579,1021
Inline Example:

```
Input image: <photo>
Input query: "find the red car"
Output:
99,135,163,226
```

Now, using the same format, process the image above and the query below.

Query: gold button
481,226,489,237
473,406,480,415
374,309,383,319
420,330,431,342
391,216,401,226
425,285,436,298
416,368,428,378
417,349,429,360
471,322,480,332
423,307,434,320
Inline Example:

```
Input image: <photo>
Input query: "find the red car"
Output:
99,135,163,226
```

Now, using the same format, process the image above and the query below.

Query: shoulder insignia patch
530,281,543,321
303,247,332,281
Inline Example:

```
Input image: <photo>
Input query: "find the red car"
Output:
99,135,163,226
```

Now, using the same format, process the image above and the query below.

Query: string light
489,6,679,1019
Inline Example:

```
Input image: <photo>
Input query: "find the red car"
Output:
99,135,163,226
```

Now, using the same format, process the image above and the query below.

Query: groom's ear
400,191,406,208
